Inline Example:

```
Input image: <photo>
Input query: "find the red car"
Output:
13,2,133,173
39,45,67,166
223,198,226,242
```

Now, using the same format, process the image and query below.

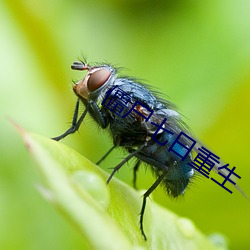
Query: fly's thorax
73,64,117,102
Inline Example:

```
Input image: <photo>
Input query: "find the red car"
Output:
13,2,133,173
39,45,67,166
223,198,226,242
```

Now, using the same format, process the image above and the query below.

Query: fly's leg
52,99,88,141
96,145,116,165
98,147,141,188
89,100,107,129
133,160,141,189
107,143,146,184
140,173,166,240
52,99,108,141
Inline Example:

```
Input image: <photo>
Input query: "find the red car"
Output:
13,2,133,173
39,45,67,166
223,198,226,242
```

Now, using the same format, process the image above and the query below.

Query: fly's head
72,61,116,101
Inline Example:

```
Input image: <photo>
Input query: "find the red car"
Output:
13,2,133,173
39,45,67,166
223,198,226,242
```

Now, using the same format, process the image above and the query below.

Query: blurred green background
0,0,250,249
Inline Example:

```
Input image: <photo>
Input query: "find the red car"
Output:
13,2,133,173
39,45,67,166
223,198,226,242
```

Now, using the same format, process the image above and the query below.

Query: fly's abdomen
137,130,194,197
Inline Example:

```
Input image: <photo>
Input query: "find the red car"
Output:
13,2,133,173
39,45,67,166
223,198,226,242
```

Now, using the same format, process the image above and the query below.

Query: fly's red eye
87,68,111,92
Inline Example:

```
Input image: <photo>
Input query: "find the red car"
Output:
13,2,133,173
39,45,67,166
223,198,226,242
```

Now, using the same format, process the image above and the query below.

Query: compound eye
87,68,111,92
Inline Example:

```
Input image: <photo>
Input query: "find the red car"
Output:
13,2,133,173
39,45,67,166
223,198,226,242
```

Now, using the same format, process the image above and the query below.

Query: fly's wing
140,107,188,135
130,90,248,199
138,104,248,199
192,139,249,199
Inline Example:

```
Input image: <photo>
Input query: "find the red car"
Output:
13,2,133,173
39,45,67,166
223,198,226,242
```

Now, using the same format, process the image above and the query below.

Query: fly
52,60,245,240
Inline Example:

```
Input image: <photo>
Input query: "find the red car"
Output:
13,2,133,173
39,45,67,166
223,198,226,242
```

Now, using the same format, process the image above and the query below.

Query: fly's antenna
71,61,89,71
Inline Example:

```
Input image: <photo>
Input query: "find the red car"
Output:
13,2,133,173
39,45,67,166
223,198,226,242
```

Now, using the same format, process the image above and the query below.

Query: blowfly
52,60,245,240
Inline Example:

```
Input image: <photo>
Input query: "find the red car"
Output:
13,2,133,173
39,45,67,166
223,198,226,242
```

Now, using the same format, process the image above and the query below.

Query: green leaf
19,128,227,250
